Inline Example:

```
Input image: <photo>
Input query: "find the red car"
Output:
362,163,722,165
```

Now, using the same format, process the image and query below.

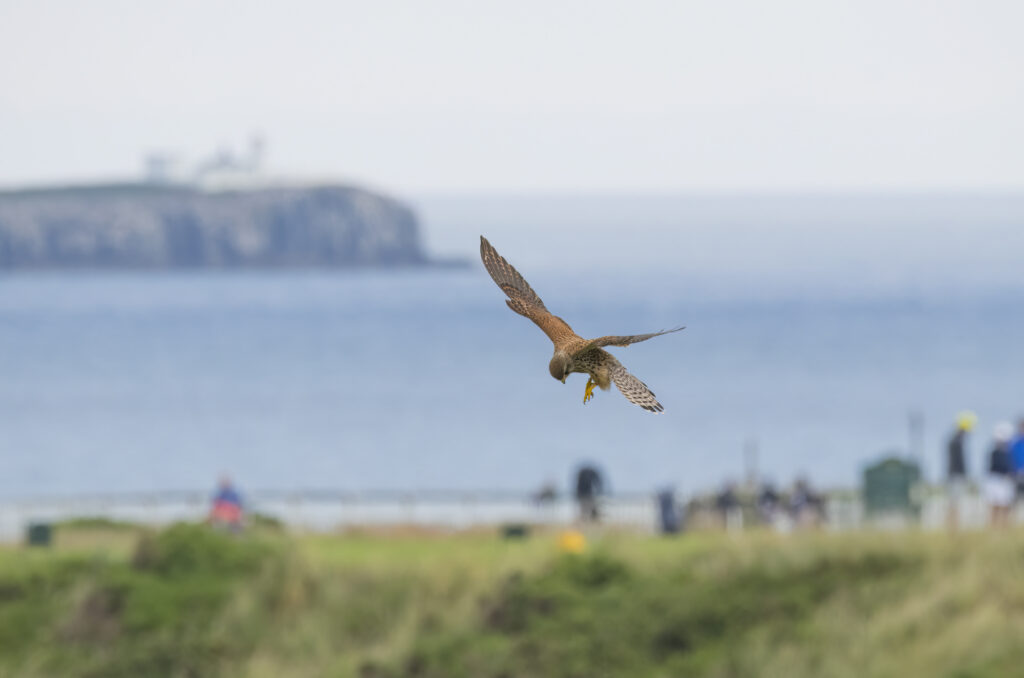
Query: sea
2,194,1023,498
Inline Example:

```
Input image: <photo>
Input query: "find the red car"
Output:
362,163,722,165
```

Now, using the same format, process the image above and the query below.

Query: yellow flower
558,530,586,554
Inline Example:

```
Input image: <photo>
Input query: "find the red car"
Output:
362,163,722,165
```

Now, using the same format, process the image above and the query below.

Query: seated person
209,476,244,531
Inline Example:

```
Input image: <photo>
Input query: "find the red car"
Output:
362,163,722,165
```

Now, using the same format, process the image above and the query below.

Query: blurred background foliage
1,523,1023,677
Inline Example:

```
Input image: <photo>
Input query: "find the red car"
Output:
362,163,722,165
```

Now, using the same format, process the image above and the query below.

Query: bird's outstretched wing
480,236,577,346
609,361,664,413
578,326,685,353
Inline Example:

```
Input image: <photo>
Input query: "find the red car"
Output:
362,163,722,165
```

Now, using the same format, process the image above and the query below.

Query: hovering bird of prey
480,236,684,413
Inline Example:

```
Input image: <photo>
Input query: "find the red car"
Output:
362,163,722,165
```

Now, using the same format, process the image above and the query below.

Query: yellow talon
583,378,596,404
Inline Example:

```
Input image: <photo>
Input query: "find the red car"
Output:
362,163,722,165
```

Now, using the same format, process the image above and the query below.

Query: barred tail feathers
609,362,664,413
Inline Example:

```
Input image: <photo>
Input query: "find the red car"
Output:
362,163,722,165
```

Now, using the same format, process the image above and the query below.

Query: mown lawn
1,523,1023,677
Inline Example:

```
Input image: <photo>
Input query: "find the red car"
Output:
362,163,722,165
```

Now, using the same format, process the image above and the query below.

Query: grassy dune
1,524,1023,677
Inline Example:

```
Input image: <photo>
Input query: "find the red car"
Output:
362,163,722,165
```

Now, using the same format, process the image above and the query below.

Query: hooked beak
561,376,566,384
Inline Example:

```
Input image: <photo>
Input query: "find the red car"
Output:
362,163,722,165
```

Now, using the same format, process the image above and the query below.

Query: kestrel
480,236,684,413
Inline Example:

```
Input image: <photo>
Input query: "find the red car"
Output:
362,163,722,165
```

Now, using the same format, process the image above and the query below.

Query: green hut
863,456,922,518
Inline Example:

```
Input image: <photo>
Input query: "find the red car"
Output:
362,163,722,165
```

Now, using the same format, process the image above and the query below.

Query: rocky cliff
0,184,431,268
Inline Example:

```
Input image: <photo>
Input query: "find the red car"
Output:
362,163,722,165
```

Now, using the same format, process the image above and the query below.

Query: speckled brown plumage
480,236,683,413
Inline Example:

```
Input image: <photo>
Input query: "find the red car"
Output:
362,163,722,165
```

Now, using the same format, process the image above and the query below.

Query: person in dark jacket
757,482,781,526
986,423,1015,527
575,464,605,523
716,481,741,530
657,488,683,535
946,412,976,530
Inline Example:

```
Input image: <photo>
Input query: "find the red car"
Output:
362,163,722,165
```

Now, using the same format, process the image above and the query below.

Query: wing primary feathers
480,236,548,311
480,236,578,346
581,326,685,352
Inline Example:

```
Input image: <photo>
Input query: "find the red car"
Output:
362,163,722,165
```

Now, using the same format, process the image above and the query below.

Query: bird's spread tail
609,362,664,413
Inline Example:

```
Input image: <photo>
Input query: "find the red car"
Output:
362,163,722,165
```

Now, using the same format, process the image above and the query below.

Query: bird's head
549,354,571,383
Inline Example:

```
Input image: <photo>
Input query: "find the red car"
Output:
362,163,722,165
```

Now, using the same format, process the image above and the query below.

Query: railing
0,486,1007,542
0,489,659,540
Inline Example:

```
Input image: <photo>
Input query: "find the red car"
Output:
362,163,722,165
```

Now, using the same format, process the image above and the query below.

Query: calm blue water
2,268,1022,496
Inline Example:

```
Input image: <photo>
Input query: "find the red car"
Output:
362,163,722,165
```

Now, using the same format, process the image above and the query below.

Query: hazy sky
2,1,1022,193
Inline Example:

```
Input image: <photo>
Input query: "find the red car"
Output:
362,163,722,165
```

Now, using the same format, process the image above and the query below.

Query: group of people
702,478,824,532
947,412,1024,527
755,478,825,527
568,463,828,533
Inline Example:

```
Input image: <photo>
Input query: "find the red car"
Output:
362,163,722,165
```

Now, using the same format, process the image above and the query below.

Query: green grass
2,525,1024,677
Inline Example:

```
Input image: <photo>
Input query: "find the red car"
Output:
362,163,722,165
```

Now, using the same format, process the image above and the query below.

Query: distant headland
0,138,459,270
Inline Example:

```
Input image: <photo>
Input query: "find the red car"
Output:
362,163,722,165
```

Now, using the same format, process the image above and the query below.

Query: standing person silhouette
946,412,976,531
575,464,605,524
986,423,1015,527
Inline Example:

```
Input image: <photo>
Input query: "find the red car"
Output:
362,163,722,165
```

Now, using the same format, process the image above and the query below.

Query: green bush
2,528,1023,678
0,523,284,678
0,556,95,663
131,522,273,577
397,548,917,678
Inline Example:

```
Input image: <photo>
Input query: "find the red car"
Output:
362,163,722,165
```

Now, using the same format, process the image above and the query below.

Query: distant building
143,152,185,185
142,135,267,190
863,456,922,523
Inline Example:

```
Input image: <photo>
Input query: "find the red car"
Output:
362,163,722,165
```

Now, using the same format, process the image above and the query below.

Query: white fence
0,486,1006,542
0,490,658,541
